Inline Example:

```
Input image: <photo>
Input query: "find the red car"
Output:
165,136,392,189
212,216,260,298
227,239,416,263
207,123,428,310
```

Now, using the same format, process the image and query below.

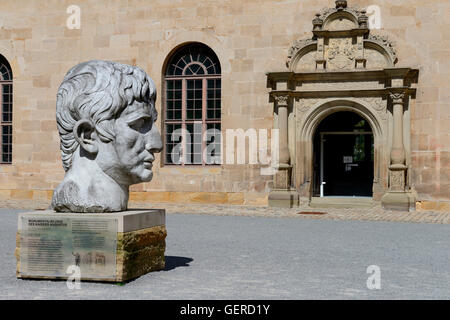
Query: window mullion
202,77,207,166
181,78,186,166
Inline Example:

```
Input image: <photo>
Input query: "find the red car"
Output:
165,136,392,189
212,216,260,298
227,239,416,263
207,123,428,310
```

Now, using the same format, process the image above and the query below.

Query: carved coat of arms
327,38,355,70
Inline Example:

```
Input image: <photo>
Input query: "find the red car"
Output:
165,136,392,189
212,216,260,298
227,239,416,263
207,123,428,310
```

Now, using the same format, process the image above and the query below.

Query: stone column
275,95,290,165
269,94,298,207
382,91,413,210
389,92,407,191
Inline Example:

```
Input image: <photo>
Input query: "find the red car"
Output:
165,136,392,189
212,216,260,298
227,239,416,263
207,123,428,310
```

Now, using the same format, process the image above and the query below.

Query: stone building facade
0,0,448,210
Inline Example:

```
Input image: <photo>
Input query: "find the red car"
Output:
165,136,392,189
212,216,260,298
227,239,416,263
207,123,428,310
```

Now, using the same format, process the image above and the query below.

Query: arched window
0,55,12,164
164,43,221,165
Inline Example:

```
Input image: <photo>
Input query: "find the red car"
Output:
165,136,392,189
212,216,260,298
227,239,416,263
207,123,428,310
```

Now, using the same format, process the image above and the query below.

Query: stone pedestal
381,191,415,211
15,209,166,283
269,164,299,208
268,189,299,208
382,164,415,211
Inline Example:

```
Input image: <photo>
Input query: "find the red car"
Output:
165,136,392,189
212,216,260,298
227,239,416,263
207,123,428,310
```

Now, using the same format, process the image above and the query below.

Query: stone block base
310,197,375,208
416,200,450,212
16,209,166,283
381,192,416,211
268,190,299,208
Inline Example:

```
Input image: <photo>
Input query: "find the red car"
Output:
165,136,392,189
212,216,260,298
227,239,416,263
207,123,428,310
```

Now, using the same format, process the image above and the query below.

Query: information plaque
19,215,118,280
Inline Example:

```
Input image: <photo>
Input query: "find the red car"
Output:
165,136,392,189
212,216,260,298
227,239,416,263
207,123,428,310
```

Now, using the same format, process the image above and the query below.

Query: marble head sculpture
51,60,162,212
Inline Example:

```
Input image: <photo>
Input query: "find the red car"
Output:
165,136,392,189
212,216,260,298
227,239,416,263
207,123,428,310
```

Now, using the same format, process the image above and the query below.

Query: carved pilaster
389,91,406,167
387,91,407,192
269,94,295,207
316,37,326,70
274,95,290,165
355,35,366,69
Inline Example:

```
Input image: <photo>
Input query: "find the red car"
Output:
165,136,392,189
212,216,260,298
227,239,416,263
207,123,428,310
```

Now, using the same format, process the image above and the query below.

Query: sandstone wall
0,0,448,207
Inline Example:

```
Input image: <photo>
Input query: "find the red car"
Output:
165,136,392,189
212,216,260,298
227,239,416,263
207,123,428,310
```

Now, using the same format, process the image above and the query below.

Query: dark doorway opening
313,112,374,197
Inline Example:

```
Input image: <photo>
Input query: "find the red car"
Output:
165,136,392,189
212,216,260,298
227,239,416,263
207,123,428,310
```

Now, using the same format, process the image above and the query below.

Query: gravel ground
1,208,449,299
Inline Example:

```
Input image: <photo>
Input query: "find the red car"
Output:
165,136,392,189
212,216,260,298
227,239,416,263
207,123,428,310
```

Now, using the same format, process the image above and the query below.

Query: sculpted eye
129,117,152,134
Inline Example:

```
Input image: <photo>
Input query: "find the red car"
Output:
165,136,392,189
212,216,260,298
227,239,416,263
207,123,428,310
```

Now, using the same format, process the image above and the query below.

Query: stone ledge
0,190,269,208
416,201,450,212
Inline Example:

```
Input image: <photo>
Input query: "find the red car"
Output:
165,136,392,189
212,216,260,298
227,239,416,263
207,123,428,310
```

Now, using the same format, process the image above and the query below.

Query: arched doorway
312,111,374,198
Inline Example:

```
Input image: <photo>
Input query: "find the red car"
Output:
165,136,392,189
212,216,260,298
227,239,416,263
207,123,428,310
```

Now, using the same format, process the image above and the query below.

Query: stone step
310,197,375,208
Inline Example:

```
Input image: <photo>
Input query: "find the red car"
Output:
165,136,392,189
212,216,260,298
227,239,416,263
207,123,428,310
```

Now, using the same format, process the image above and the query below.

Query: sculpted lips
143,156,154,169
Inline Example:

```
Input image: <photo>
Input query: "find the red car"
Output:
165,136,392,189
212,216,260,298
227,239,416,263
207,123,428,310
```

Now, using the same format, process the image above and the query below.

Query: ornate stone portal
267,0,418,210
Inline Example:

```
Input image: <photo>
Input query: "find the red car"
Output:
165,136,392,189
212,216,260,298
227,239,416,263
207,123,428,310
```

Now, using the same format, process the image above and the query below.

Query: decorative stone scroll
286,0,397,72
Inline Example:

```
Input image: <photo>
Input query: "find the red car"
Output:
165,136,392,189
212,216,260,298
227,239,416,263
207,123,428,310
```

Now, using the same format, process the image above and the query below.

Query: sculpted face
52,60,163,212
96,99,162,186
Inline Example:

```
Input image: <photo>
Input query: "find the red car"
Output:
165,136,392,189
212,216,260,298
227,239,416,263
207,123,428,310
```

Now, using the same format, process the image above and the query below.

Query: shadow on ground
164,256,193,271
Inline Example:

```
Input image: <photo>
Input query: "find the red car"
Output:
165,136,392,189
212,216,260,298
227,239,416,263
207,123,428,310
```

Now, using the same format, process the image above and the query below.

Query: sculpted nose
145,125,163,154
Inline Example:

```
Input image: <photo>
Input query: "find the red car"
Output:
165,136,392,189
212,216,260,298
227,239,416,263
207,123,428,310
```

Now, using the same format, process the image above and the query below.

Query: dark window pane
166,100,173,111
0,66,11,81
174,67,182,76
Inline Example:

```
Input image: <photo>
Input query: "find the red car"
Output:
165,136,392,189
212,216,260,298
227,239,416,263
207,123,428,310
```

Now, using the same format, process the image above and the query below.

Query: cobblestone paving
2,200,449,224
131,202,450,224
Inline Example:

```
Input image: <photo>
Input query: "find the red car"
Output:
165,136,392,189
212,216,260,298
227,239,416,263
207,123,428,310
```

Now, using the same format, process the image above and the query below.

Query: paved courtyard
1,207,449,299
146,202,450,224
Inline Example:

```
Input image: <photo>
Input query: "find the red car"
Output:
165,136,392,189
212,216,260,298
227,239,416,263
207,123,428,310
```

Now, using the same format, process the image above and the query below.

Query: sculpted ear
73,119,99,154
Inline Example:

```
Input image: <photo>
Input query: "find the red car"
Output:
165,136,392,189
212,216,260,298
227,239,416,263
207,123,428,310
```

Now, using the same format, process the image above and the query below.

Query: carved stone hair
56,60,157,171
